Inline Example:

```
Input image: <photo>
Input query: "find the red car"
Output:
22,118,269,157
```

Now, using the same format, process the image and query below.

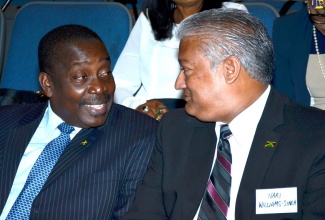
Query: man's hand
136,99,168,121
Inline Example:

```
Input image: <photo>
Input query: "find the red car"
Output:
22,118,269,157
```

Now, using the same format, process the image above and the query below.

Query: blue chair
113,0,144,20
0,2,132,92
243,0,304,14
1,0,106,8
244,2,280,38
1,0,49,9
0,9,4,78
0,10,6,79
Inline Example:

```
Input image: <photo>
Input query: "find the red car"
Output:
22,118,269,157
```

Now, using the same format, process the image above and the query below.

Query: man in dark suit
0,24,157,219
123,8,325,220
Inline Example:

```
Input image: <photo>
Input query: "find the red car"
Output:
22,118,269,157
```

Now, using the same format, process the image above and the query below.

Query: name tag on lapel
256,187,297,214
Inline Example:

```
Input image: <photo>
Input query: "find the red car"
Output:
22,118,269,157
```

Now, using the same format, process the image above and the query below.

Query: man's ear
223,55,241,84
39,72,53,98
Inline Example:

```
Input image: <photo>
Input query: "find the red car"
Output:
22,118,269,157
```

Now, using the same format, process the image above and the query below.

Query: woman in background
113,0,247,120
272,0,325,109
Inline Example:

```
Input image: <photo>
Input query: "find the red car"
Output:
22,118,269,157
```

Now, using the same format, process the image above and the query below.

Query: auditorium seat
242,0,304,15
243,2,280,37
0,2,132,92
0,9,4,79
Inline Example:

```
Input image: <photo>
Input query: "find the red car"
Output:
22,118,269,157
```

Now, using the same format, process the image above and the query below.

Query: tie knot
220,124,232,140
58,122,74,134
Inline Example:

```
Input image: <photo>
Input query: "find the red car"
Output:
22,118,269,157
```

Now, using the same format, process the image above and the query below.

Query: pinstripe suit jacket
0,102,158,219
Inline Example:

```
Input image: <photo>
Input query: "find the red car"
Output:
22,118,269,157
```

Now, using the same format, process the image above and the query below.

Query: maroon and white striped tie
198,124,232,220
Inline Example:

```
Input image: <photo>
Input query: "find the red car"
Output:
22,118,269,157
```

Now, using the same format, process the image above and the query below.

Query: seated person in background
123,8,325,220
112,0,247,120
273,0,325,109
0,24,157,219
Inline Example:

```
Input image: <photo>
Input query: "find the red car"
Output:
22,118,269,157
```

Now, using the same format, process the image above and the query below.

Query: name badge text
256,187,297,214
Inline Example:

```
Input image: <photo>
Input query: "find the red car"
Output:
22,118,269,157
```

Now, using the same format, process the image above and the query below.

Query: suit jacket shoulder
108,103,158,127
124,108,217,219
161,108,213,129
0,103,46,128
236,88,325,219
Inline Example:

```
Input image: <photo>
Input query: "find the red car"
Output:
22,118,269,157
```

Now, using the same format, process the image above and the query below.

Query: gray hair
177,8,274,84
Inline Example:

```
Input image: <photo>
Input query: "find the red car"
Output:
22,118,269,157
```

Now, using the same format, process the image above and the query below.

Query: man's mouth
83,103,108,115
183,92,191,102
85,104,104,109
79,94,112,115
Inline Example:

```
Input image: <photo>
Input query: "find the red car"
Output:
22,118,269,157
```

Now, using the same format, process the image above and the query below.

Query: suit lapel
41,124,104,190
236,88,285,219
0,102,107,204
182,121,217,219
42,104,120,190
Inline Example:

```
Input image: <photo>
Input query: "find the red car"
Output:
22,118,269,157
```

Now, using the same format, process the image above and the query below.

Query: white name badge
256,187,297,214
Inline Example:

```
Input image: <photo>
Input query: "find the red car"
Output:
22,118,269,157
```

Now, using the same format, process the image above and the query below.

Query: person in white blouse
113,0,247,120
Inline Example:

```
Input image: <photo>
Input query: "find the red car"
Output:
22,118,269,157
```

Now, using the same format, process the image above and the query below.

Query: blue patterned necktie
6,122,74,220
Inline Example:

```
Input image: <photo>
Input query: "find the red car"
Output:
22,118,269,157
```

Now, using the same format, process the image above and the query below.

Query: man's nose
175,72,186,90
88,77,107,94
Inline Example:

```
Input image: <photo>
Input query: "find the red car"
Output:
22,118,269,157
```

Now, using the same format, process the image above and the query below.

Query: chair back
0,2,132,92
244,0,305,14
243,2,280,37
0,9,5,78
279,0,305,16
1,0,106,8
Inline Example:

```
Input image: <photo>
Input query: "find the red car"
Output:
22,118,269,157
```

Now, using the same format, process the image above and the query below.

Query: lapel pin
81,140,88,146
264,141,276,148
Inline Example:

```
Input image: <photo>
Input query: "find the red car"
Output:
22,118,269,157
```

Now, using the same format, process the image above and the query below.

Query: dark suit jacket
123,88,325,220
0,103,158,219
272,5,312,106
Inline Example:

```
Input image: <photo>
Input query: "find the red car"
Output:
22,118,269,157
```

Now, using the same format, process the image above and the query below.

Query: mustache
78,93,112,106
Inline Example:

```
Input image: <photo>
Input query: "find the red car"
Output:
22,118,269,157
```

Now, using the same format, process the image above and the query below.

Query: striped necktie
198,124,232,220
6,122,74,220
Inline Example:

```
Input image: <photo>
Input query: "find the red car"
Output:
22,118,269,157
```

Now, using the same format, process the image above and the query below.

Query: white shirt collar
228,85,271,146
44,101,82,134
41,101,64,135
